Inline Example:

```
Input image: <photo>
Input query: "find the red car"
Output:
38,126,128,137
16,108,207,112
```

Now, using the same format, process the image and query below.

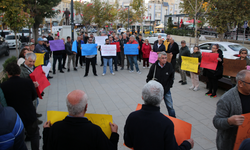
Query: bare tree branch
187,0,195,11
197,0,204,12
199,0,211,17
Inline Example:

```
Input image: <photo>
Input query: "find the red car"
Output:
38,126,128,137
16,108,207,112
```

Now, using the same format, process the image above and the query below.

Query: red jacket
141,43,152,58
126,40,139,56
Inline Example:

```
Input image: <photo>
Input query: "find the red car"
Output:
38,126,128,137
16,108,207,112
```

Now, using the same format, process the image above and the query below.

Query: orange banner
234,113,250,150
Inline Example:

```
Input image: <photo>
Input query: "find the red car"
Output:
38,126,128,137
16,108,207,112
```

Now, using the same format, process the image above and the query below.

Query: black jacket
138,39,144,51
65,42,73,55
146,60,174,94
153,43,166,53
124,104,191,150
119,38,128,52
167,42,179,59
1,76,37,126
47,36,54,41
43,116,119,150
178,46,190,66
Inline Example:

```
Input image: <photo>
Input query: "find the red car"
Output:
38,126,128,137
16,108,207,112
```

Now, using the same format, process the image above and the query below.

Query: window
175,4,178,10
199,44,212,50
219,45,227,51
228,45,247,51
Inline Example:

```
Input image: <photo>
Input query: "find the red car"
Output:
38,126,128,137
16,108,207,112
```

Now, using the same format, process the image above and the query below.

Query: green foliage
166,29,195,37
130,0,147,24
2,56,17,72
167,17,174,29
74,2,94,26
118,8,136,29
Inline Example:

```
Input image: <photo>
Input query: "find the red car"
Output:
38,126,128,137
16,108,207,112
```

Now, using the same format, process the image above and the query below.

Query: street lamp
125,6,130,30
71,0,74,41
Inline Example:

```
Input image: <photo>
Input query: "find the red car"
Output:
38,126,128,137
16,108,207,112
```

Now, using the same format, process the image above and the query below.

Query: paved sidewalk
26,58,226,150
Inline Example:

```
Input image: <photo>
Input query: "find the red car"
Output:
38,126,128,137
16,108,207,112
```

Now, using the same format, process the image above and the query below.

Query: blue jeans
127,56,139,72
164,90,176,117
103,58,113,74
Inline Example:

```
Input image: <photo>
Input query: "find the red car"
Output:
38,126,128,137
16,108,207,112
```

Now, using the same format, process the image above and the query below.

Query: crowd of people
0,29,250,150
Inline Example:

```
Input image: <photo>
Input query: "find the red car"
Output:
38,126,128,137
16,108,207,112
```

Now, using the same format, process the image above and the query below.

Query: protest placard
110,42,121,52
247,66,250,70
47,111,113,138
101,45,116,56
81,44,97,56
34,53,45,67
223,58,247,77
124,44,139,55
167,53,173,63
234,113,250,150
95,36,108,46
149,51,158,63
42,62,51,77
181,56,199,73
29,66,50,99
49,40,65,51
200,52,219,70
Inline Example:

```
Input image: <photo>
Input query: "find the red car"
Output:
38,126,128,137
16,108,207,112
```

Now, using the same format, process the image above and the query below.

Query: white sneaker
112,73,115,75
193,87,200,91
143,66,146,68
129,70,134,73
137,71,141,74
102,73,105,76
189,86,194,90
147,66,150,68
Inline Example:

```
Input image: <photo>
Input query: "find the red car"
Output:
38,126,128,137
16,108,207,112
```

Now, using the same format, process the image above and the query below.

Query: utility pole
71,0,74,41
127,6,130,30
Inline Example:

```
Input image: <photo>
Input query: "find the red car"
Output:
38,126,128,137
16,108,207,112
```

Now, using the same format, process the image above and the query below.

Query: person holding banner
204,44,223,98
101,39,115,76
52,36,64,74
189,46,201,91
213,70,250,150
109,36,118,71
178,40,190,85
141,39,151,68
84,38,98,77
42,90,119,150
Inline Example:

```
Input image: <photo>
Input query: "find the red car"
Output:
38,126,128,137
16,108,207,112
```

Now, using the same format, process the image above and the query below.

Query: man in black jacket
146,51,176,117
167,37,179,76
43,90,119,150
119,34,127,70
65,36,77,72
178,40,190,85
1,63,40,150
124,80,194,150
137,34,144,64
153,38,165,53
53,36,64,74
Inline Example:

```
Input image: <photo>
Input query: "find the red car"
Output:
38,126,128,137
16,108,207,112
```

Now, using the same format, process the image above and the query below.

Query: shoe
74,68,77,71
53,71,55,74
84,75,88,77
115,69,118,72
102,73,105,76
47,76,53,79
189,86,194,90
37,119,43,125
181,82,187,85
205,91,212,96
120,67,124,70
137,71,142,74
75,66,78,68
129,70,134,73
68,69,70,72
62,67,66,69
210,94,217,98
193,87,200,91
127,68,129,70
36,113,42,118
147,66,150,68
60,70,64,73
100,64,103,66
112,73,115,75
179,80,183,83
49,71,52,73
143,66,146,68
94,74,98,76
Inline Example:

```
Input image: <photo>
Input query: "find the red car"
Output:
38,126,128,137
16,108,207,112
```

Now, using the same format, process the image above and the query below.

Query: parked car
5,35,22,49
89,28,97,33
145,33,167,45
190,42,250,59
0,30,12,38
0,37,10,56
117,28,127,34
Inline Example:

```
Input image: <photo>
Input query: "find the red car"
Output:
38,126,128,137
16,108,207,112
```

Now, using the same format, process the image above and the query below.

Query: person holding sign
213,70,250,150
52,36,64,74
189,46,201,91
204,44,223,98
42,90,119,150
101,39,115,76
124,81,194,150
84,38,98,77
178,40,190,85
141,39,151,68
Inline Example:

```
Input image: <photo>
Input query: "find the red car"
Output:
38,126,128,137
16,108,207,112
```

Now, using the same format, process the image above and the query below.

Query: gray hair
66,93,88,115
236,70,249,83
25,52,36,60
142,81,164,106
130,35,135,38
170,37,174,41
158,51,167,58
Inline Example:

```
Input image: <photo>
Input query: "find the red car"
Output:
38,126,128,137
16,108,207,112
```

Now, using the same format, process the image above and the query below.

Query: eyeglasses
241,80,250,85
241,53,247,54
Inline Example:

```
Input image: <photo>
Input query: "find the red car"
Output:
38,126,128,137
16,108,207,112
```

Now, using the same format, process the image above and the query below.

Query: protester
166,37,179,75
141,39,151,68
30,38,35,44
17,48,30,66
153,38,165,53
109,36,118,71
126,35,141,74
204,44,223,98
53,36,64,74
34,37,46,53
213,70,250,150
178,40,190,85
0,87,7,107
47,32,54,41
0,104,27,150
83,32,89,44
119,34,127,70
124,80,194,149
189,46,201,91
101,39,115,76
153,35,162,46
126,31,130,41
29,42,35,52
61,38,67,69
65,36,77,72
163,34,170,51
75,36,84,68
114,35,121,66
1,63,40,150
42,90,119,150
42,38,53,79
137,34,144,64
231,48,250,87
99,33,106,66
84,37,98,77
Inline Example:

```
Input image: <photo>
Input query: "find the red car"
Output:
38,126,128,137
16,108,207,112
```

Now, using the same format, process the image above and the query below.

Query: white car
117,28,127,34
145,33,167,45
5,35,22,49
190,42,250,59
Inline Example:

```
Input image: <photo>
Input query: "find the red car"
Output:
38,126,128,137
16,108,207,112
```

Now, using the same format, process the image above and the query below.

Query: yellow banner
34,53,45,67
47,111,113,138
181,56,199,73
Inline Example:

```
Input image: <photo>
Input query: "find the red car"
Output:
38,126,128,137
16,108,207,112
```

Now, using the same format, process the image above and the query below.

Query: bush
1,56,17,83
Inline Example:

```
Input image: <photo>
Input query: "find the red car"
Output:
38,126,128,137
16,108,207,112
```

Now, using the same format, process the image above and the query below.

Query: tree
0,0,34,56
118,7,136,29
167,16,174,30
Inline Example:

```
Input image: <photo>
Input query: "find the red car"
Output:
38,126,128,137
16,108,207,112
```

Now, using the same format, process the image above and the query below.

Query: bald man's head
66,90,88,116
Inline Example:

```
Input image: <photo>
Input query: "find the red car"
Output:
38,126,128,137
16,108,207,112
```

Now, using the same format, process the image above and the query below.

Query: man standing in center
146,51,176,117
84,37,98,77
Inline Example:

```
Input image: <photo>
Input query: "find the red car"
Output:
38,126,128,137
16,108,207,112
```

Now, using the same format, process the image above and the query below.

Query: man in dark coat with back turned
167,37,179,76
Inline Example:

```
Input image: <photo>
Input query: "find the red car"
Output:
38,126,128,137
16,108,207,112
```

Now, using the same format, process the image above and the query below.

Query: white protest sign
101,45,117,56
95,36,108,46
42,62,51,77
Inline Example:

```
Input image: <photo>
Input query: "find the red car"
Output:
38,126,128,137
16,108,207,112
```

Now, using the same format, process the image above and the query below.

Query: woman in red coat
141,39,152,68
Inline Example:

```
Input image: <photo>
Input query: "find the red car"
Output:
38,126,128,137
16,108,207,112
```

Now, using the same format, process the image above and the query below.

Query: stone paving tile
25,57,227,150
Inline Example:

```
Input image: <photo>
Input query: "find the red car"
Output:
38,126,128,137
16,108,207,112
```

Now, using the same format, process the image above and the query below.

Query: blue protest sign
81,44,97,56
124,44,139,55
